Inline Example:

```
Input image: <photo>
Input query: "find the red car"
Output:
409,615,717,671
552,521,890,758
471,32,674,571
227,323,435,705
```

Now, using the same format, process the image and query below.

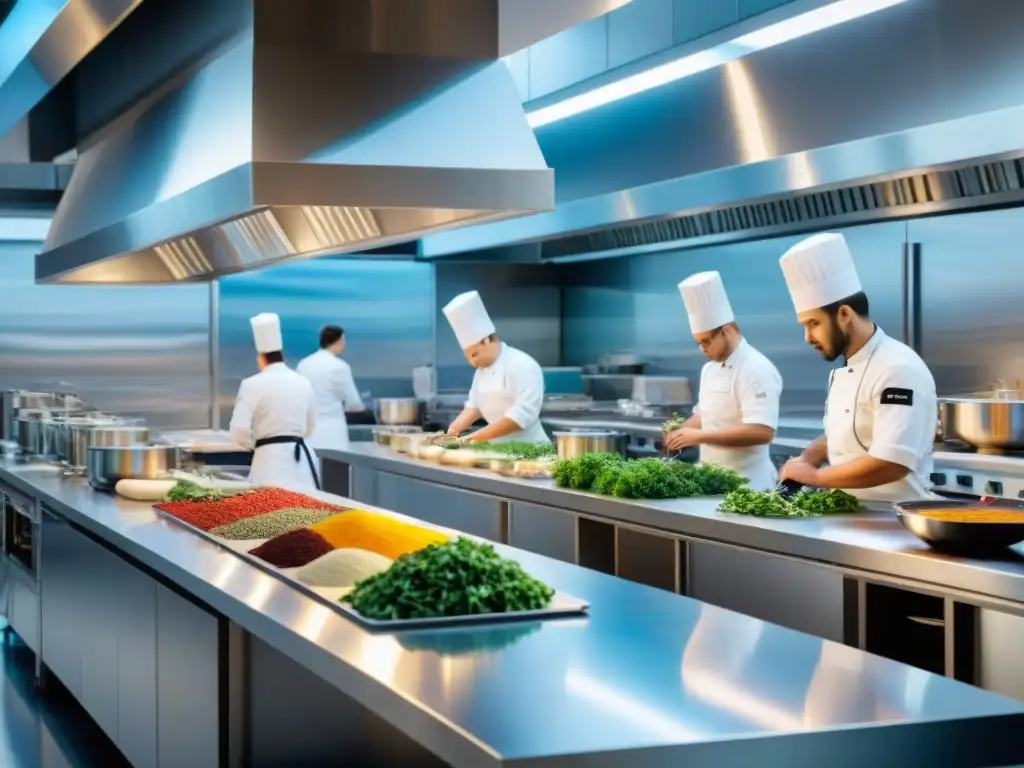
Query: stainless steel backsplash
0,242,212,428
217,258,435,425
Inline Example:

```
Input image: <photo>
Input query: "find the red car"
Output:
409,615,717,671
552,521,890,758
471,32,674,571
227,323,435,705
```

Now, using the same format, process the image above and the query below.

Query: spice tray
154,508,590,630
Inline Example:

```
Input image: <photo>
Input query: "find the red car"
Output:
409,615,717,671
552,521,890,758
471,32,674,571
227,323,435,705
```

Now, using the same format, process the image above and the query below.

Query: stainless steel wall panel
0,242,211,428
217,258,434,425
528,14,609,99
673,0,738,45
609,0,674,69
911,210,1024,397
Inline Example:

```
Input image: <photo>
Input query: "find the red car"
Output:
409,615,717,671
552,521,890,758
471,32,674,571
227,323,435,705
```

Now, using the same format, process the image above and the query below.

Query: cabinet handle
907,616,944,628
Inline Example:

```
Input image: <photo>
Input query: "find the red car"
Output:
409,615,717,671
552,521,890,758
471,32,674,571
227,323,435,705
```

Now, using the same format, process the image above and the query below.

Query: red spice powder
156,489,347,531
248,528,334,568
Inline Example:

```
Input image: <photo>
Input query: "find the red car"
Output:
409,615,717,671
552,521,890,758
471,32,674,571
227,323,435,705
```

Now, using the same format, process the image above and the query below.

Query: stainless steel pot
376,398,424,426
86,444,180,490
553,430,629,459
372,425,423,447
66,423,150,471
940,397,1024,453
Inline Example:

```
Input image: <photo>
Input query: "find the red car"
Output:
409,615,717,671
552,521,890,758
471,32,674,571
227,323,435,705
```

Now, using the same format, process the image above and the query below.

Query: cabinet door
78,537,120,741
40,513,81,696
117,564,158,768
377,473,506,541
508,503,575,563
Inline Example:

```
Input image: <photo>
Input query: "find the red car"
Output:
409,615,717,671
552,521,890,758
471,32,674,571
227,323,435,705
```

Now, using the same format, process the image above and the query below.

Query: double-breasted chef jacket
466,342,550,445
297,348,363,452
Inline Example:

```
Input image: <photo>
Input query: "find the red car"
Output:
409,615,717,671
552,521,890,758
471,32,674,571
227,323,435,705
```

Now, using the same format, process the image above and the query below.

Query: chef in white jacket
229,313,321,490
665,271,783,490
443,291,550,445
296,325,363,452
777,233,937,502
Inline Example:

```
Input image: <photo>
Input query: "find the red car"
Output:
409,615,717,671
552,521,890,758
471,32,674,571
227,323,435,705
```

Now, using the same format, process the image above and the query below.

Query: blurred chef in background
297,325,364,452
443,291,550,445
777,233,937,501
229,313,320,490
666,271,783,490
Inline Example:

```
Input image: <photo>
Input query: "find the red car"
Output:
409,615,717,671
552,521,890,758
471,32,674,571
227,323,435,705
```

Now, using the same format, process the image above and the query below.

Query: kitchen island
1,461,1023,766
322,444,1024,703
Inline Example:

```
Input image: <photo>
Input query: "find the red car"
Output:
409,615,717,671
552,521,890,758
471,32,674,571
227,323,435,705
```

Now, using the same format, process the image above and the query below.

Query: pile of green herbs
165,480,243,503
718,487,862,517
465,441,556,461
661,413,686,433
342,537,554,620
552,453,747,499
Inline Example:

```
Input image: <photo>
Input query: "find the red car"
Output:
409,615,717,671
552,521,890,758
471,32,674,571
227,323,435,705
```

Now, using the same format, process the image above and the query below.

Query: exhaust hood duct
36,0,632,284
0,0,145,139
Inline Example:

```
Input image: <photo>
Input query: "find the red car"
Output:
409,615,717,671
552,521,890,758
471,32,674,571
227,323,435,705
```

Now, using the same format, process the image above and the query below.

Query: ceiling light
526,0,909,128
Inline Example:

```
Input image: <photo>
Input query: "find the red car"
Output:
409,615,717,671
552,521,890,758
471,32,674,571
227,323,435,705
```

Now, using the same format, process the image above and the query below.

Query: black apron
254,435,321,490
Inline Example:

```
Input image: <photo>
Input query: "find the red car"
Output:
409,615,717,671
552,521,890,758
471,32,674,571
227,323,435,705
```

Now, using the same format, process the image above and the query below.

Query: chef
666,271,783,491
777,233,937,501
229,313,321,490
296,325,363,452
442,291,550,444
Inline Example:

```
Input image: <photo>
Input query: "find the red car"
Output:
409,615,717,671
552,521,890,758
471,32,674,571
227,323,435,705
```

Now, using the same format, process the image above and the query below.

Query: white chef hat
678,271,735,333
779,233,863,314
250,312,283,353
443,291,496,349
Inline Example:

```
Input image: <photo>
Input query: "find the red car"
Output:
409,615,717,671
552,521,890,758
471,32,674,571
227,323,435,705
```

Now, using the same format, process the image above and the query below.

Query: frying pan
893,499,1024,555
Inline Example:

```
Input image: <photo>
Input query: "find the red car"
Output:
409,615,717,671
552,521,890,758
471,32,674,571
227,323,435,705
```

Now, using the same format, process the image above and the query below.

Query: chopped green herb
719,487,861,517
465,441,555,461
165,480,241,503
552,454,746,499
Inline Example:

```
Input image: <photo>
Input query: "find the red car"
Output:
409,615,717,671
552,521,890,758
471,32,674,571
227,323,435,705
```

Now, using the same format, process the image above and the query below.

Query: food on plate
465,441,556,461
552,454,747,499
209,507,339,541
913,509,1024,523
341,537,554,620
295,548,394,587
440,449,481,468
248,528,335,568
417,445,446,462
308,509,449,560
719,487,861,517
511,460,554,479
115,479,178,501
156,488,347,531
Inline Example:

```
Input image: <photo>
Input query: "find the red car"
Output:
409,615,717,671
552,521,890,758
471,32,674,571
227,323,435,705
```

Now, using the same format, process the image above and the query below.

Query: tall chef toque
678,271,735,333
443,291,496,349
779,233,863,314
250,312,283,353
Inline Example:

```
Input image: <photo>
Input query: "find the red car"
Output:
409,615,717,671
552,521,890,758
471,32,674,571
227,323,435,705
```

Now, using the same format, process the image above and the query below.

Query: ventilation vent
541,158,1024,261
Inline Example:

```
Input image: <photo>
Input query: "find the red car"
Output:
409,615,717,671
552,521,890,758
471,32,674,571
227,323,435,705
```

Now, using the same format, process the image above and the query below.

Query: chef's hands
665,427,703,451
780,457,820,487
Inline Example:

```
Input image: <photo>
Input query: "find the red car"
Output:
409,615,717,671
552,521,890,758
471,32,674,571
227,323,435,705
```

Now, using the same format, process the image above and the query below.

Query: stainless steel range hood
35,0,632,284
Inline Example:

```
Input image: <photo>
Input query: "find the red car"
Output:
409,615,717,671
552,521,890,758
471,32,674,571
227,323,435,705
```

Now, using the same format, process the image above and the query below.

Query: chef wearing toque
666,271,783,491
229,313,321,490
442,291,550,445
778,233,937,501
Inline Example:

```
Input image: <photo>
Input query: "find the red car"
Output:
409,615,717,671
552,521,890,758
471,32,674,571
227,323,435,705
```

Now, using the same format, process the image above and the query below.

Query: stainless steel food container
86,445,180,490
67,423,150,471
940,396,1024,453
376,398,424,426
372,425,422,447
553,430,629,459
16,410,47,455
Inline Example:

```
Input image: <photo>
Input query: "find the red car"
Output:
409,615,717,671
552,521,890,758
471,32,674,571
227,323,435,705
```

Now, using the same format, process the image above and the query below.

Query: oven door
3,490,38,582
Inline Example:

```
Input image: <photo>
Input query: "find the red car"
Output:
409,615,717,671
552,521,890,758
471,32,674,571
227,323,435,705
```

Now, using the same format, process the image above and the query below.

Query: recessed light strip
525,0,909,128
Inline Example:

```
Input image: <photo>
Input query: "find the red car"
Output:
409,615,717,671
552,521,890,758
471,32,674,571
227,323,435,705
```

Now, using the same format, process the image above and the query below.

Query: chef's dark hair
262,351,284,364
319,325,345,348
823,291,869,318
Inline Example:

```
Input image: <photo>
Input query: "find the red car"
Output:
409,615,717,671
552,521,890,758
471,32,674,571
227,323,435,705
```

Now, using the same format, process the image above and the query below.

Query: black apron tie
254,435,321,490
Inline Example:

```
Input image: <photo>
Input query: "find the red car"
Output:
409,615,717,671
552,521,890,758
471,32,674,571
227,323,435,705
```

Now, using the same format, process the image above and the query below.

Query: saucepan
893,498,1024,555
86,444,181,491
375,398,424,426
939,395,1024,453
553,430,628,459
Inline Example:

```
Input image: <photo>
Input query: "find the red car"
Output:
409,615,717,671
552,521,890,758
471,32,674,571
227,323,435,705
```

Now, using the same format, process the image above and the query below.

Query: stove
931,441,1024,500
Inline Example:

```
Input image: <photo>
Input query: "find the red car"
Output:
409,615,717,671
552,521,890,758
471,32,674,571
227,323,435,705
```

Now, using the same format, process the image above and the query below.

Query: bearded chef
443,291,550,445
665,271,783,491
296,325,363,452
229,313,321,490
777,233,937,501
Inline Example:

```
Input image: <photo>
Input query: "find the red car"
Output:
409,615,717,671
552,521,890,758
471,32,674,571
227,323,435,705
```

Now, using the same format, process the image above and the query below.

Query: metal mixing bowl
939,397,1024,453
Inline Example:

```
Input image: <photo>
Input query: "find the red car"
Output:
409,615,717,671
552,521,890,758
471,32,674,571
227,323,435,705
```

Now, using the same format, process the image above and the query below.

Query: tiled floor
0,622,129,768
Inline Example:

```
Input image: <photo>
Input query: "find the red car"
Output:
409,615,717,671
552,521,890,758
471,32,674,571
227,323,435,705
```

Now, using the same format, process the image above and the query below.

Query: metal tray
153,507,589,629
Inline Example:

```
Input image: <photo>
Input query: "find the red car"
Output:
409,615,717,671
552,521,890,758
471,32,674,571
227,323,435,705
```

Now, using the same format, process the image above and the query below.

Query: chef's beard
817,319,850,362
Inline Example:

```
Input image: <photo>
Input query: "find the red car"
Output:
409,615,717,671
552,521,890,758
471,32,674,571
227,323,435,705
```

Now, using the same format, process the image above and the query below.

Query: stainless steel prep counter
2,460,1024,767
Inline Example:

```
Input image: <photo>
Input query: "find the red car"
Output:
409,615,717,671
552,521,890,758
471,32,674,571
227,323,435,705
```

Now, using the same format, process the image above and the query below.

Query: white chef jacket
228,363,319,491
824,327,936,502
296,349,363,452
467,343,550,444
692,339,782,491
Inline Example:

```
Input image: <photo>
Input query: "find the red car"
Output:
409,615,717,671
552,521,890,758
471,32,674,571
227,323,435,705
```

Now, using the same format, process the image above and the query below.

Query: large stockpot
939,396,1024,454
375,398,424,426
86,444,180,490
66,423,150,471
553,430,629,459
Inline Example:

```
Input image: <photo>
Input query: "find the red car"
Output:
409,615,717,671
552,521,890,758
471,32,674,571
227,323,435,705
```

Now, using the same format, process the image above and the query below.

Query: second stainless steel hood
35,0,632,283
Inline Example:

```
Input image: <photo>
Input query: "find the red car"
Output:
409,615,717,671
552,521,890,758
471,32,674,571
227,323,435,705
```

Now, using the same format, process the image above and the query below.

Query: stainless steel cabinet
40,513,82,696
377,473,507,542
117,565,158,768
508,502,576,563
79,539,120,740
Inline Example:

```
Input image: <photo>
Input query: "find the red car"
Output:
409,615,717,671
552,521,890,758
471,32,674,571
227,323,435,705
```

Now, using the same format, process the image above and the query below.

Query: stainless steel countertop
325,445,1024,609
3,461,1024,767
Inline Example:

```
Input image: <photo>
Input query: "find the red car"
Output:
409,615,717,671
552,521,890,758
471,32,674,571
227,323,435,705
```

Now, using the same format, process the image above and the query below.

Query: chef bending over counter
442,291,550,445
666,271,783,491
778,233,937,502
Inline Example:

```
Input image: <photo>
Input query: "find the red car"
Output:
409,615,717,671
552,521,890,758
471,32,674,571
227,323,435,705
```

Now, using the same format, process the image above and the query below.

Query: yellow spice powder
309,509,448,560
